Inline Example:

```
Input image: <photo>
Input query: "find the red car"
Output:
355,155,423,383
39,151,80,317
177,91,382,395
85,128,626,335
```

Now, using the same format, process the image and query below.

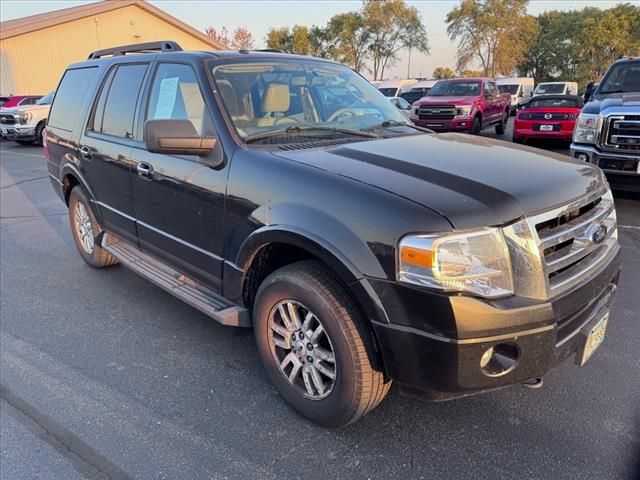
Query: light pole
407,46,412,79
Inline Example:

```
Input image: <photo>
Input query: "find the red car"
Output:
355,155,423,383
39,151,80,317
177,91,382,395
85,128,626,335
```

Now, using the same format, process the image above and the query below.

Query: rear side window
48,67,98,131
146,63,206,135
97,63,148,138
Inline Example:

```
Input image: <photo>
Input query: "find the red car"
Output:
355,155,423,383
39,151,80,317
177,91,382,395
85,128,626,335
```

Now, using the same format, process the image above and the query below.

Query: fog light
480,343,519,377
576,153,589,162
460,122,467,126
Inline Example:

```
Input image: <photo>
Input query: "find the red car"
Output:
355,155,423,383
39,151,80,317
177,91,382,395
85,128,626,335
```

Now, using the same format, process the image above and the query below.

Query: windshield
0,97,8,107
497,84,519,95
534,84,565,94
597,60,640,95
528,97,582,108
378,87,398,97
212,61,407,142
427,80,480,97
37,92,54,105
400,90,428,104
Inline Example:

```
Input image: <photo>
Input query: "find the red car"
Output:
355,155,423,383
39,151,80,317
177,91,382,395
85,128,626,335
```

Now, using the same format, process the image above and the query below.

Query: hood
0,104,50,115
583,92,640,114
417,96,477,106
273,134,604,229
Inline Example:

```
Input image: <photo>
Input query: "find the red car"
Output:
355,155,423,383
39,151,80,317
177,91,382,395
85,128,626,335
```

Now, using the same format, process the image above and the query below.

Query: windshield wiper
360,120,431,133
245,124,379,144
597,89,627,95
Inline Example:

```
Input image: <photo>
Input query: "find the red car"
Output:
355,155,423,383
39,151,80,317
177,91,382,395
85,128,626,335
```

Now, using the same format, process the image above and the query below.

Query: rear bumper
369,246,621,400
411,117,472,132
570,144,640,193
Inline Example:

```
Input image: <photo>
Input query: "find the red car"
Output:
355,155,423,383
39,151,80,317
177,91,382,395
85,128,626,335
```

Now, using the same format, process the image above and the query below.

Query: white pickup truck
0,91,53,145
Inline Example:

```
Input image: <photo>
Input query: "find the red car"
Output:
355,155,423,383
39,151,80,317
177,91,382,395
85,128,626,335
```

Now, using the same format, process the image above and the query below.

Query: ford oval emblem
431,109,440,114
544,113,552,120
586,223,607,245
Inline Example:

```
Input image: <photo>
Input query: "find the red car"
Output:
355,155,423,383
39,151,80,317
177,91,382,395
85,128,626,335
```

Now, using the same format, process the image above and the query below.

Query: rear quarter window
49,67,99,131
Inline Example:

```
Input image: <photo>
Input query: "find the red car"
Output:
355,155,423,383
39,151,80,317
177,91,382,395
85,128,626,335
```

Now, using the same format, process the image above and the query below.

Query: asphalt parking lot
1,125,639,480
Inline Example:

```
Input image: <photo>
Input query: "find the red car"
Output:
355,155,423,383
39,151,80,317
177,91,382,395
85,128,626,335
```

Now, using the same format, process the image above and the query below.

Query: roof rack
238,48,282,54
88,40,183,60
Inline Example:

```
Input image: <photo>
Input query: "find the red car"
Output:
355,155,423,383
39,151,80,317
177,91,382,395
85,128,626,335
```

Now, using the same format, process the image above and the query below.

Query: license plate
540,124,554,131
426,124,443,127
577,313,609,366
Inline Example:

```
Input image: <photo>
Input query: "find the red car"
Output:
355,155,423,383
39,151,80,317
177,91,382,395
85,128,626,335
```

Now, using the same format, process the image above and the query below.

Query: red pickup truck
410,78,511,135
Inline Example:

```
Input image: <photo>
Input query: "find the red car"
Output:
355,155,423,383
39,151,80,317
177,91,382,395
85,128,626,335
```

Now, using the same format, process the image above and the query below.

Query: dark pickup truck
46,41,621,427
410,77,511,134
571,56,640,193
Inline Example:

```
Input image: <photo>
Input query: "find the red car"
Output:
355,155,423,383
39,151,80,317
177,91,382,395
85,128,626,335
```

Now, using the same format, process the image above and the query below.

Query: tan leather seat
258,83,291,127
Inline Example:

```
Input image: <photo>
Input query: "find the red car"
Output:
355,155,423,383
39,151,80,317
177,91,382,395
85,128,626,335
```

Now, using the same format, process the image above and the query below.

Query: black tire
35,122,45,145
495,110,508,135
15,139,34,145
470,115,481,135
512,133,522,144
68,187,118,268
253,260,390,427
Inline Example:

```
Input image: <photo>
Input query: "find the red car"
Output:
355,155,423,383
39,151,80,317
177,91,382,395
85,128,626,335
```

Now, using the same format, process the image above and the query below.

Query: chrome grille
417,105,456,120
503,187,618,300
603,115,640,151
0,114,16,125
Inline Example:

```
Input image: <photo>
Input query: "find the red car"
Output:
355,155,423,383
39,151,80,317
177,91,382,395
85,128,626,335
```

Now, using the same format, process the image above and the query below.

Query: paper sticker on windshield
154,77,179,119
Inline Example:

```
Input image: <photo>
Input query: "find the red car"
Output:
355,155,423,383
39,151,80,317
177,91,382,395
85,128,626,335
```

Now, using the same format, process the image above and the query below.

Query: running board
102,233,250,327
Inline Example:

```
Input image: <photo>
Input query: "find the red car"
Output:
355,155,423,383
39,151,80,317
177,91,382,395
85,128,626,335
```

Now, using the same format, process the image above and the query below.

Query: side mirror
584,81,595,102
144,119,216,157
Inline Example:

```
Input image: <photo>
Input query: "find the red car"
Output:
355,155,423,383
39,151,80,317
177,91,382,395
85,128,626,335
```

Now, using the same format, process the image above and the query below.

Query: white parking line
619,225,640,230
0,150,44,159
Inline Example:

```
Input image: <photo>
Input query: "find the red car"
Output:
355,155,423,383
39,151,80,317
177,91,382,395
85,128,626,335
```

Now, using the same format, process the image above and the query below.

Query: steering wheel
327,108,360,123
273,117,299,126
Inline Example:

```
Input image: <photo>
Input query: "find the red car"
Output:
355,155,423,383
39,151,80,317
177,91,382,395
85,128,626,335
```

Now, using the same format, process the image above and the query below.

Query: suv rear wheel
253,260,390,427
68,187,118,268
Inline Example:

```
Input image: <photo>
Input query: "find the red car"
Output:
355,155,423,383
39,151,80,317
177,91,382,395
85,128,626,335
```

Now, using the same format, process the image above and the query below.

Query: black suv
45,41,621,427
571,56,640,193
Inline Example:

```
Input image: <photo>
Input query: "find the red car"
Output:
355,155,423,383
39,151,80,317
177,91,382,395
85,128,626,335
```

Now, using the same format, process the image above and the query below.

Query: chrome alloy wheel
74,202,95,254
268,300,337,400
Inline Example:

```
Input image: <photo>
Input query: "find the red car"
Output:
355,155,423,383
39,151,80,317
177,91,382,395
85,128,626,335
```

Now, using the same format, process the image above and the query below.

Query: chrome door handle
78,145,91,158
137,162,153,177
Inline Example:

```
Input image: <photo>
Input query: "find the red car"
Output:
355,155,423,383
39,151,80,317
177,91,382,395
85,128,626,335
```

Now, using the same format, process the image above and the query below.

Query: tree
517,4,640,88
266,27,292,52
446,0,537,78
325,12,371,72
205,26,230,47
231,26,254,50
432,66,455,79
460,69,484,77
291,25,311,55
206,26,255,50
363,0,429,80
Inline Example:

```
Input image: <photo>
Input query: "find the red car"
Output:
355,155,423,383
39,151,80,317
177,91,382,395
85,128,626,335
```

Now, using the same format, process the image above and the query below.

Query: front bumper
0,124,36,140
411,117,472,132
571,144,640,193
369,246,621,400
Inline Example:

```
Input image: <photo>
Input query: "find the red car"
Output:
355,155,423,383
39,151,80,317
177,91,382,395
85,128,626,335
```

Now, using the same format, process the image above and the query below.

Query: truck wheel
68,187,118,268
253,260,390,427
35,122,45,145
495,110,508,135
470,116,481,135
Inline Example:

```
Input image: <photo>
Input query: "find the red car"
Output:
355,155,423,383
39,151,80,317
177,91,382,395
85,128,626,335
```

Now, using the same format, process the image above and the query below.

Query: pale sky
0,0,631,79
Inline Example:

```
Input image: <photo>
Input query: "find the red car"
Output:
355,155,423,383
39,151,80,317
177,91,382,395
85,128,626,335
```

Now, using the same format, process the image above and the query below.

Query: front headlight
573,113,601,144
18,112,32,125
398,228,514,299
454,106,472,118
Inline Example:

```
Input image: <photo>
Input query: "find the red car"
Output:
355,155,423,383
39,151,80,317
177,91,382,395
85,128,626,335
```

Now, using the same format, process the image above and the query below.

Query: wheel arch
229,226,390,373
60,163,105,227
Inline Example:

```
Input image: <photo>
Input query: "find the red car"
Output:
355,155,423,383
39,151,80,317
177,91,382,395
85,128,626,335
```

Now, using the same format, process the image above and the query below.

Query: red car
0,95,43,109
513,95,583,144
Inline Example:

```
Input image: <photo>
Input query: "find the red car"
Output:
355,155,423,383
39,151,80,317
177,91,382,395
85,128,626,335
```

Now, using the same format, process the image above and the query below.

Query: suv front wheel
253,261,390,427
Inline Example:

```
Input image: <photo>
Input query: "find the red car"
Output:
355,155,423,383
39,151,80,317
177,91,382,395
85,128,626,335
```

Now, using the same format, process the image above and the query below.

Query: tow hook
522,378,544,389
